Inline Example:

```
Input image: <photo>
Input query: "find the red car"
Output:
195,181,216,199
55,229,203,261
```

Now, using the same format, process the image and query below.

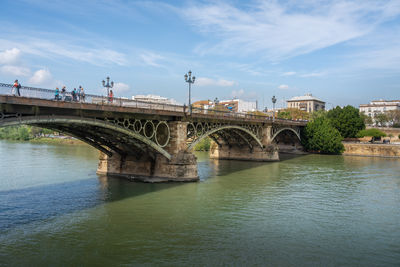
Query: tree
302,117,344,154
310,110,328,120
277,108,310,120
360,112,373,125
387,110,400,126
374,113,389,127
327,105,365,138
357,128,386,138
357,128,386,143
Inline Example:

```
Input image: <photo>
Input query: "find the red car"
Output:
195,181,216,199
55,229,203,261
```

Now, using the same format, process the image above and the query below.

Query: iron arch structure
186,122,264,151
0,115,172,160
270,127,301,143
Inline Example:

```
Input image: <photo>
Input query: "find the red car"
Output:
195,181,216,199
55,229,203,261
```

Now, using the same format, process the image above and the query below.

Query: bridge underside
272,129,304,154
204,128,279,162
34,122,157,159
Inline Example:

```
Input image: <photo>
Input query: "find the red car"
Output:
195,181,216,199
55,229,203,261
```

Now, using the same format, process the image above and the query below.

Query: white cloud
196,77,236,87
29,69,52,85
0,38,128,66
140,52,165,67
278,84,289,90
113,82,130,93
0,48,21,64
183,1,400,60
300,72,325,78
282,71,296,76
0,65,30,76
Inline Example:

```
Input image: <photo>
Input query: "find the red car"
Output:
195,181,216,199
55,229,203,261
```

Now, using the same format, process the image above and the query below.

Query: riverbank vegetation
0,125,55,141
194,137,211,151
356,128,387,143
302,116,344,154
0,125,81,144
302,105,365,154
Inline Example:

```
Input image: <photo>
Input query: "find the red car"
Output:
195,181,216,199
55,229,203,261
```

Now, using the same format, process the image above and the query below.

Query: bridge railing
0,83,185,112
191,107,273,121
0,83,307,123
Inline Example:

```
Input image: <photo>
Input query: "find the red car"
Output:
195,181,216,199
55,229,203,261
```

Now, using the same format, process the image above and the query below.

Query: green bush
194,137,211,151
356,128,386,138
302,117,344,154
327,105,365,138
18,127,30,140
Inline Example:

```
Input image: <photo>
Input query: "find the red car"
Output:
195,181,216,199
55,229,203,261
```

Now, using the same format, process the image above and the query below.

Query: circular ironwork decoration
133,119,142,133
155,121,170,147
196,123,204,137
143,120,155,139
123,118,130,128
204,122,210,132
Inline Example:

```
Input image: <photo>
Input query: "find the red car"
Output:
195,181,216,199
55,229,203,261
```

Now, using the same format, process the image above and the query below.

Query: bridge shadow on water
0,152,306,233
0,174,183,233
196,151,307,180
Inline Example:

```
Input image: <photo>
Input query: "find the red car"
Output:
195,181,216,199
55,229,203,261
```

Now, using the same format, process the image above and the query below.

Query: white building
193,98,257,112
131,94,178,105
219,99,257,112
286,93,325,112
359,100,400,123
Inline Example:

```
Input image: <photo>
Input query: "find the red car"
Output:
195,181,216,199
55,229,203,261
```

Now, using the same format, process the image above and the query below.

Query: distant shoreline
0,137,88,146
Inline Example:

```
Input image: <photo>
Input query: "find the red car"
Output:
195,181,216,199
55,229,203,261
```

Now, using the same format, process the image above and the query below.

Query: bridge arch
271,127,301,143
187,125,263,151
0,115,172,160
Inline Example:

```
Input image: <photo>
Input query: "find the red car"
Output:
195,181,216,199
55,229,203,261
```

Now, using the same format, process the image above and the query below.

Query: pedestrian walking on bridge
12,79,21,96
54,87,60,100
79,86,85,102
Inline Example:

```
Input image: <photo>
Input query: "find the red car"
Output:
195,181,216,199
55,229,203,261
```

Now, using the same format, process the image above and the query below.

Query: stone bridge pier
97,121,199,182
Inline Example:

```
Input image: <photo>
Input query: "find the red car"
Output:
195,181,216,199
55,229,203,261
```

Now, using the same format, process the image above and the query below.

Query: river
0,140,399,266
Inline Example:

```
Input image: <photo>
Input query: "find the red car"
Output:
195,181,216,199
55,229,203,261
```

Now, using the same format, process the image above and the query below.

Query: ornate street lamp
184,70,195,114
272,95,277,122
102,76,114,100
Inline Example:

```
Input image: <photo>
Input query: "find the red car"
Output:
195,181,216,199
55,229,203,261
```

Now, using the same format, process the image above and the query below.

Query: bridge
0,83,306,182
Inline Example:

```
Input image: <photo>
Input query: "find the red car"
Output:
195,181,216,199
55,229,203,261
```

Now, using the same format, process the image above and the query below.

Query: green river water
0,140,399,266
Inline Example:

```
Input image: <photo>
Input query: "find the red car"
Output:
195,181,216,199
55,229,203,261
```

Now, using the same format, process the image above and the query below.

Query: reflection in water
0,141,400,266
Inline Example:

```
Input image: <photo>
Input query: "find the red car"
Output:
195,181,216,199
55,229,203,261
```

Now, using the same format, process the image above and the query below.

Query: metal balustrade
0,82,307,123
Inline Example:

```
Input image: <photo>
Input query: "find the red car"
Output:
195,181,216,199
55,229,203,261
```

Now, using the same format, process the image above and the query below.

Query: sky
0,0,399,109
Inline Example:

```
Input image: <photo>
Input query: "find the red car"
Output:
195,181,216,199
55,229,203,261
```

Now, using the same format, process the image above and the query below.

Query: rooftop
287,93,325,103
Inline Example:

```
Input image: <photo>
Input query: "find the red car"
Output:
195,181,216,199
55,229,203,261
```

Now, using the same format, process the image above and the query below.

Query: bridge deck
0,95,306,126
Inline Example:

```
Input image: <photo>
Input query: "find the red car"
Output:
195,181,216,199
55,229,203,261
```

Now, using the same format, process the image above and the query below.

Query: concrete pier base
209,142,279,161
97,151,199,182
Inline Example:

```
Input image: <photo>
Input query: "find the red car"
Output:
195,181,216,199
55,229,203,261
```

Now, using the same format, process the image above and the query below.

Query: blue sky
0,0,399,108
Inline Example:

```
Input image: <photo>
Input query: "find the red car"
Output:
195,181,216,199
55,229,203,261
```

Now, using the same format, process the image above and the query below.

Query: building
131,94,178,105
192,99,257,112
286,93,325,112
359,100,400,123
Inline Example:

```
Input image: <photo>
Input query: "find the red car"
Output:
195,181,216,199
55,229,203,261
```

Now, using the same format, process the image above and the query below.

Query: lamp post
272,95,277,122
184,70,195,114
102,76,114,102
